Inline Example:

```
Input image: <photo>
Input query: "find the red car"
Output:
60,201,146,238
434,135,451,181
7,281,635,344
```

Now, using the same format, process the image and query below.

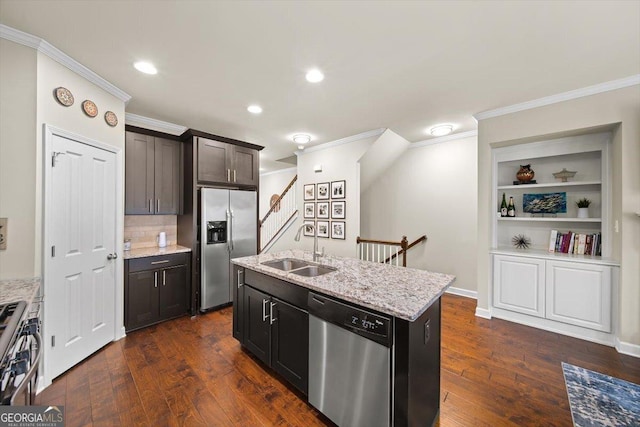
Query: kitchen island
231,250,455,427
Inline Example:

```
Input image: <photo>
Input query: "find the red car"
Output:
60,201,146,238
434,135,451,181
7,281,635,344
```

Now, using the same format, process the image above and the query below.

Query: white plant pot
577,207,589,219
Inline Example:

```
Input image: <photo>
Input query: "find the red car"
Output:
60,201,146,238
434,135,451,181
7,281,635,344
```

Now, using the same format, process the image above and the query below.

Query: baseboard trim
615,337,640,358
475,307,492,319
446,286,477,299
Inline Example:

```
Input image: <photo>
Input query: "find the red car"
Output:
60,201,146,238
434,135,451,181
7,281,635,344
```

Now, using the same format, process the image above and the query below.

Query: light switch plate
0,218,6,250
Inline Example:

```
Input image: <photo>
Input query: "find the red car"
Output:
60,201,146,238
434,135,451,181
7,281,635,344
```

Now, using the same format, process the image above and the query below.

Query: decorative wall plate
104,111,118,127
54,87,74,106
82,100,98,117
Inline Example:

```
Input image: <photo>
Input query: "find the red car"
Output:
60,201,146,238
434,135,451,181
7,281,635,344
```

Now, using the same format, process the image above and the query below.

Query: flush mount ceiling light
133,61,157,75
247,105,262,114
305,69,324,83
429,124,454,137
298,145,305,150
293,134,311,144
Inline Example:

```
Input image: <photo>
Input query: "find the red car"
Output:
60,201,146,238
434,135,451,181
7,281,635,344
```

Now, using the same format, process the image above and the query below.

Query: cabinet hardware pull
270,302,277,324
227,169,231,182
233,170,236,182
262,299,269,322
163,270,166,286
237,269,243,288
151,260,170,265
149,199,152,213
157,199,160,212
154,271,158,288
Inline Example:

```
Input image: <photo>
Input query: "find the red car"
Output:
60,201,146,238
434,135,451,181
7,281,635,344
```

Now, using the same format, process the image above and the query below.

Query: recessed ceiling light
293,134,311,144
134,61,157,75
429,124,454,137
305,69,324,83
247,105,262,114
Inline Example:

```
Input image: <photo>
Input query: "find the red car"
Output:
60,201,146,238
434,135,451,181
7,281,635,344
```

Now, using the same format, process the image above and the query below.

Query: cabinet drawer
128,252,188,273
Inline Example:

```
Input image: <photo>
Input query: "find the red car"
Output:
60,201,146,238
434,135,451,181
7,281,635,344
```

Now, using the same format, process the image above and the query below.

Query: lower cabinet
233,267,309,394
125,253,190,332
493,254,612,333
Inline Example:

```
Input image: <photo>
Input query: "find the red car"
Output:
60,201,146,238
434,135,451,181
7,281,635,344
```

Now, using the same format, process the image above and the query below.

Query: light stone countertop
0,277,41,306
232,250,455,321
123,245,192,260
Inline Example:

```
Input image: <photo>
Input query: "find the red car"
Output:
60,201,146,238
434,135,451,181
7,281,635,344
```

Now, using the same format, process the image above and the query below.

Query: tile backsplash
124,215,177,249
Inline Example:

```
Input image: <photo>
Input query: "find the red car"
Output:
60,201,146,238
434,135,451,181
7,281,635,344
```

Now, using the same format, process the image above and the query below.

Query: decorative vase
516,164,535,183
577,207,589,219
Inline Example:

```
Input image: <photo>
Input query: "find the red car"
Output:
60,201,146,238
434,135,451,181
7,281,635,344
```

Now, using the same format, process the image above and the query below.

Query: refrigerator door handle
229,209,234,252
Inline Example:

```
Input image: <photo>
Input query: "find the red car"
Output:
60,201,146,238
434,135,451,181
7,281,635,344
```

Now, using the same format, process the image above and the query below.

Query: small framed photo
316,221,329,238
331,180,346,199
317,182,330,200
303,221,315,237
317,201,329,219
331,221,345,240
331,201,345,219
304,202,315,219
304,184,315,201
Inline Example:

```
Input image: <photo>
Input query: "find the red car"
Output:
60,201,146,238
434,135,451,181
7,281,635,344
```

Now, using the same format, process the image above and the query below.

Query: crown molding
124,113,187,136
474,74,640,121
0,24,131,104
296,128,386,156
411,130,478,148
260,166,297,177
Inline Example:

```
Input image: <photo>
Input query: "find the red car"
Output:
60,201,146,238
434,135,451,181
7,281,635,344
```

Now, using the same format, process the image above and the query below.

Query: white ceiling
1,1,639,171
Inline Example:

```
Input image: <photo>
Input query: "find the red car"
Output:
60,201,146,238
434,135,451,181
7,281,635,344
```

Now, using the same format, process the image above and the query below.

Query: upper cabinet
125,131,182,215
197,137,259,187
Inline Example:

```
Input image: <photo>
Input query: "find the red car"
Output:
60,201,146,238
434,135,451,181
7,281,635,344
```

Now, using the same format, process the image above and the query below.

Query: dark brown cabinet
197,137,258,187
125,131,181,215
125,253,190,332
237,275,309,394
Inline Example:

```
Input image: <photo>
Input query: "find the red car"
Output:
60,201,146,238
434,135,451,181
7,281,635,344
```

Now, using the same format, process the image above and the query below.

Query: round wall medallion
82,100,98,117
104,111,118,127
54,87,74,107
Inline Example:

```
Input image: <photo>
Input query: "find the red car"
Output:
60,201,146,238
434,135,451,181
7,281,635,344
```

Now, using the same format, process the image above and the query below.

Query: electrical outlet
0,218,7,250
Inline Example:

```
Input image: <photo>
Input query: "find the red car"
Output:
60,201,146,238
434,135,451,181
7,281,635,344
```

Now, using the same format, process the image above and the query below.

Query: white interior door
46,132,117,380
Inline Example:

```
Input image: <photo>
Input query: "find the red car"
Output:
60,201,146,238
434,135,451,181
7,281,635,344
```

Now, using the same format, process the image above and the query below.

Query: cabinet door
271,297,309,394
159,265,188,320
243,285,271,365
154,138,181,214
232,265,244,343
197,138,231,184
232,146,259,187
493,255,545,318
125,132,155,214
546,261,611,332
126,270,160,331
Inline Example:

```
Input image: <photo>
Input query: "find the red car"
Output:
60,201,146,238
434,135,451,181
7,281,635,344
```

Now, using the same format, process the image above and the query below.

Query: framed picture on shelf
331,201,345,219
331,221,345,240
317,202,329,219
331,180,346,199
303,221,315,237
316,221,329,238
523,192,567,214
304,184,315,201
304,202,315,219
317,182,330,200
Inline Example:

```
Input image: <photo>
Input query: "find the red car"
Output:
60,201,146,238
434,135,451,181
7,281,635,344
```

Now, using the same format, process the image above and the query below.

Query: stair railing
259,175,298,253
356,235,427,267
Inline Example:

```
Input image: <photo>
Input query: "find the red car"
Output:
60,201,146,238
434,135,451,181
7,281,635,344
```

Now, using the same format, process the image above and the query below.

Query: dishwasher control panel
346,312,389,337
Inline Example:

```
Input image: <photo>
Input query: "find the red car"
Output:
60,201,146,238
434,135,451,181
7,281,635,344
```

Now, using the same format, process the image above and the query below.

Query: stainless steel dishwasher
308,292,392,427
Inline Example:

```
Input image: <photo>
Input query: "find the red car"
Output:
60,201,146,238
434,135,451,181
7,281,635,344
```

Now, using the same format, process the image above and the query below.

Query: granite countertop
123,245,192,260
0,278,41,306
232,250,455,321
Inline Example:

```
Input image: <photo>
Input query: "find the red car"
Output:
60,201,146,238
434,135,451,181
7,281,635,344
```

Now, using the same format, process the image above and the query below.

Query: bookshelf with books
490,131,619,344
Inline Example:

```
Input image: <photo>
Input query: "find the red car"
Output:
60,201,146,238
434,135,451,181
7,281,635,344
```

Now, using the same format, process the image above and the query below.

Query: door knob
107,253,118,260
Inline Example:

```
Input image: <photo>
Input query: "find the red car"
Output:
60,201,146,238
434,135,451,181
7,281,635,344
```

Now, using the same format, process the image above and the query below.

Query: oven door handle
10,330,42,406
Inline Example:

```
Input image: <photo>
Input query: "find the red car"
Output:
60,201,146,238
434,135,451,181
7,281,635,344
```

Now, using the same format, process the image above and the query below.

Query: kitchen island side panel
394,298,441,426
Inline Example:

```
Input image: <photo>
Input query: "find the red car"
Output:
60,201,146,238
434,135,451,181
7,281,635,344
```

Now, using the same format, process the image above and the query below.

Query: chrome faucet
294,223,324,262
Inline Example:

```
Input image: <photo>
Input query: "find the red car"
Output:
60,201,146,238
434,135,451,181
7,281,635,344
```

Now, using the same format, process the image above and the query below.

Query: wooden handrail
260,175,298,225
356,236,406,247
384,235,427,265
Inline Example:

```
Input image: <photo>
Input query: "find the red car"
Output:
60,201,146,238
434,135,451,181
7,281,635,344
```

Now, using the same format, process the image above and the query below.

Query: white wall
359,129,409,193
361,135,478,292
476,85,640,348
0,39,37,279
259,167,296,218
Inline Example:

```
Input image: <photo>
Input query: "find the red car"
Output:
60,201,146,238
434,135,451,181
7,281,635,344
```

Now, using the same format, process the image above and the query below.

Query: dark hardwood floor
37,294,640,426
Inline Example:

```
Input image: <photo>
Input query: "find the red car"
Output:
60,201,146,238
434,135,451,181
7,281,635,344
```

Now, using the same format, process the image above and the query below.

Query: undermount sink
291,265,337,277
261,258,309,271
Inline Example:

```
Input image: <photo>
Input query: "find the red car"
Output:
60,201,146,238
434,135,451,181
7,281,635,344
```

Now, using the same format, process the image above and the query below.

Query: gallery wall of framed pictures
302,180,346,240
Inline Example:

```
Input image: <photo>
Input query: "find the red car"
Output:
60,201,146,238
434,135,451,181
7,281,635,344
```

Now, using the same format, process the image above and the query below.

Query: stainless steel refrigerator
200,188,257,311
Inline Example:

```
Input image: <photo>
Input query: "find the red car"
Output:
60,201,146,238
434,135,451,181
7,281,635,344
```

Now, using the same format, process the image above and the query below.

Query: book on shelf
548,230,558,252
548,230,601,256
